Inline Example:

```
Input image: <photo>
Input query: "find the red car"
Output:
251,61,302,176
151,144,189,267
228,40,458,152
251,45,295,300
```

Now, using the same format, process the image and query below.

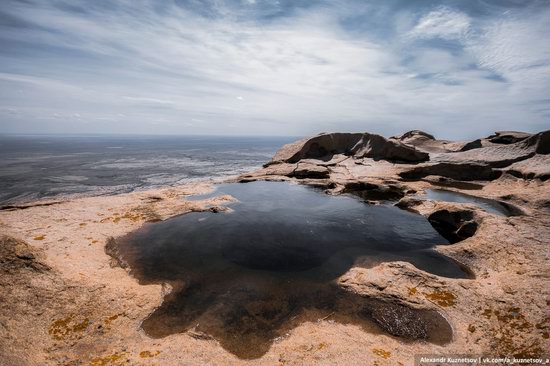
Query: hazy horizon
0,132,304,138
1,0,549,139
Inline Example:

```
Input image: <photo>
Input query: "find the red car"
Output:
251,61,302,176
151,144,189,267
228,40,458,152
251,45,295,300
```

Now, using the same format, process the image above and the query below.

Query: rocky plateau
1,129,549,365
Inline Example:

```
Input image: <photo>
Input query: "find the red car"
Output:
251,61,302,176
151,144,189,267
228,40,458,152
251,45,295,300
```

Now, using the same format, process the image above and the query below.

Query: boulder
270,132,429,164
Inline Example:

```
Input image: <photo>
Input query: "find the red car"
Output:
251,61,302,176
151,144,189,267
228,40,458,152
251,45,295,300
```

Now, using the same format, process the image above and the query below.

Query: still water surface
112,181,466,358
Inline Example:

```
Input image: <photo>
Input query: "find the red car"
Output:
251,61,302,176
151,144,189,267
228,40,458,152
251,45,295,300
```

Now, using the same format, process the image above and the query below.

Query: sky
0,0,549,139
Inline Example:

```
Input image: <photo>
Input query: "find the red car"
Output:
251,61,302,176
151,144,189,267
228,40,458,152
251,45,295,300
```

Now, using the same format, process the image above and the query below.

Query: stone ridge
269,132,430,165
255,129,549,183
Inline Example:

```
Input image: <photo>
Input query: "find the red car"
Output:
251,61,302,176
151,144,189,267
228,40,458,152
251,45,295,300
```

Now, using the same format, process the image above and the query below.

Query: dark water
111,181,467,358
0,135,295,206
423,189,517,216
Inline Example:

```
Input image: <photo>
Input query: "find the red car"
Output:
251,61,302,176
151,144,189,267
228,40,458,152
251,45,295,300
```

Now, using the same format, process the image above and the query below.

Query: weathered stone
291,163,330,179
3,128,550,365
270,132,429,164
521,130,550,154
506,154,550,181
427,209,478,244
427,130,549,170
459,139,483,151
487,131,532,144
399,163,501,181
242,162,297,178
343,181,406,201
394,130,435,141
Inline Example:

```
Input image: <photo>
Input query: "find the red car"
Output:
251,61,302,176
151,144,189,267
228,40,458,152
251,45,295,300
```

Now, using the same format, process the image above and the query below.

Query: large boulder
270,132,429,164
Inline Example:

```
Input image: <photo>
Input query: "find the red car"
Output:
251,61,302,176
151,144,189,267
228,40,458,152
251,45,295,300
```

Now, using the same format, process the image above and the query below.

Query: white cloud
123,96,176,105
0,1,548,138
409,7,471,41
466,8,550,87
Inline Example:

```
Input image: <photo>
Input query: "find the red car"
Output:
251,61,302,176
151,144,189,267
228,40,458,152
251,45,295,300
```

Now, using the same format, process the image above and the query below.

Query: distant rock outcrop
431,130,550,169
393,130,435,142
242,129,549,184
269,132,429,165
393,130,483,153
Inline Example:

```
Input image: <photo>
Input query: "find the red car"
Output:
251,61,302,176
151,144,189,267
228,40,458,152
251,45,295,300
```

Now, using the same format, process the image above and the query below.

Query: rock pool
109,181,466,358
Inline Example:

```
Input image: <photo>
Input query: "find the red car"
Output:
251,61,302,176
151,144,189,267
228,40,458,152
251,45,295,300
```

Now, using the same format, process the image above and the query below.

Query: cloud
467,8,550,83
0,0,548,138
409,7,471,41
123,96,176,106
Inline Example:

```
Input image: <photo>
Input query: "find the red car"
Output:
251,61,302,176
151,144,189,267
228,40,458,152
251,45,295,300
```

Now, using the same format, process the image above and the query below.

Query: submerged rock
365,300,452,344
